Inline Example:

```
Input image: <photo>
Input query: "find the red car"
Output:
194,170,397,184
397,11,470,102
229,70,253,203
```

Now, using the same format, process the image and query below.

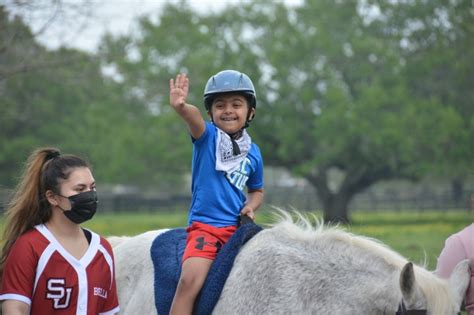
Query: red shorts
182,222,237,262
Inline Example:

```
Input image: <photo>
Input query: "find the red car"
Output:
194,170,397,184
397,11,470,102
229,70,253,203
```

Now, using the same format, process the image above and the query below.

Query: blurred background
1,0,473,225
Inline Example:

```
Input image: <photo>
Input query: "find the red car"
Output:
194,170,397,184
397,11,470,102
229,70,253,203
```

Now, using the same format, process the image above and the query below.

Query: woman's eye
75,186,88,192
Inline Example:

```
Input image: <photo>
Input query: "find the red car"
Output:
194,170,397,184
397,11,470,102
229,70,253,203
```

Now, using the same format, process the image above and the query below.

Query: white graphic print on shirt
226,158,251,190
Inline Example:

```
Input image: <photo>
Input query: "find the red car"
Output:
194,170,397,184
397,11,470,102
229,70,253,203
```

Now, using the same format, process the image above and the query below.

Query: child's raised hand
169,73,189,109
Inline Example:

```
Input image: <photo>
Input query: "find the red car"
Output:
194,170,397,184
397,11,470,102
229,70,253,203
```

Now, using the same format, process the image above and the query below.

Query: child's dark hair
0,147,89,283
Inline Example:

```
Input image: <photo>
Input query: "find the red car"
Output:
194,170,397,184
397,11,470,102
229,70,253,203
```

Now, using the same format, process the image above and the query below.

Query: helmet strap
244,109,255,129
229,129,243,155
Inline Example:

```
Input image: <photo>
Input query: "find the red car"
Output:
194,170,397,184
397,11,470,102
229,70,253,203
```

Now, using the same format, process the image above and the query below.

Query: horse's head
399,259,470,315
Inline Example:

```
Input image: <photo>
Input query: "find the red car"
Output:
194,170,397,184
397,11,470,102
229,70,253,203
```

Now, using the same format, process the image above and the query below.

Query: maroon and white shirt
0,224,120,315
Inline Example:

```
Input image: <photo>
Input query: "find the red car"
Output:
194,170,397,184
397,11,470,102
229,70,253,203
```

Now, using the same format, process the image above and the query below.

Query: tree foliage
0,5,189,190
103,1,471,222
1,1,472,222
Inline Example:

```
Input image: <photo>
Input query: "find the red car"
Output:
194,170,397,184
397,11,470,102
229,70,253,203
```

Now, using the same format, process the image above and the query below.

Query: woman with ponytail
0,147,119,315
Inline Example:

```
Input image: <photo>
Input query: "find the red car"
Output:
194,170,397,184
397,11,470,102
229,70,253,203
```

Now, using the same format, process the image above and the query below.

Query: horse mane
268,210,457,315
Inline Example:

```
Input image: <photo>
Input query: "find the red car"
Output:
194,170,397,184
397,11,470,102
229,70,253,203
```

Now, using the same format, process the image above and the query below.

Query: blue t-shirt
188,122,264,227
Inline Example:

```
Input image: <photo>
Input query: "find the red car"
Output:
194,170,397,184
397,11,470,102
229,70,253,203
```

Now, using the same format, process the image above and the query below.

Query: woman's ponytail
0,147,61,282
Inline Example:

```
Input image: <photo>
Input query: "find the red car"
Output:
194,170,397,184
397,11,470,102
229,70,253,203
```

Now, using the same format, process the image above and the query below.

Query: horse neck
257,220,456,314
256,224,405,313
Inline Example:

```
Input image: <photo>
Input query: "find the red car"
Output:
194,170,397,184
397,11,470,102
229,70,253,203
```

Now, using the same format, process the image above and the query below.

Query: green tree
0,6,189,190
97,3,259,186
225,1,465,222
100,1,468,222
377,0,474,202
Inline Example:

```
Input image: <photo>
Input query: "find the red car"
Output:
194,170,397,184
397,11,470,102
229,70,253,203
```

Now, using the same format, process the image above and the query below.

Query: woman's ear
45,190,58,206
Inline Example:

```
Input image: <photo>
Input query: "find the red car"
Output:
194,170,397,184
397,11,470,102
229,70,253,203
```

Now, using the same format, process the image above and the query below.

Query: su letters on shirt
46,278,72,309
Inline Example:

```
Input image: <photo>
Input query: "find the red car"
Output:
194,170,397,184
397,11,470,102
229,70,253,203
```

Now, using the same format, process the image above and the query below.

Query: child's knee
177,272,205,292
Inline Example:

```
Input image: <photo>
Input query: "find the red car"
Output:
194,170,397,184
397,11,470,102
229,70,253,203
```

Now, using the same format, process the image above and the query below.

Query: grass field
78,209,473,270
1,209,471,270
348,210,470,270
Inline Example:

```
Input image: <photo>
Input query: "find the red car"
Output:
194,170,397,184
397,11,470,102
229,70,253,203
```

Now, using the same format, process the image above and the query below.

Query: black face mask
60,190,98,224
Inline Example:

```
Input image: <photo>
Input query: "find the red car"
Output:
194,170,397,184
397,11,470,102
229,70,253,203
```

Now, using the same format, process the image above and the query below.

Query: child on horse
169,70,264,314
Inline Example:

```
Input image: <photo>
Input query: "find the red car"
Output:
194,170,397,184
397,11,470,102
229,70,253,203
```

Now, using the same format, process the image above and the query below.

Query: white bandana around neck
215,127,252,174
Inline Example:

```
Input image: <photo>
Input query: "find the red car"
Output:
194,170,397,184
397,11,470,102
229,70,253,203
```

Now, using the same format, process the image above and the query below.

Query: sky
5,0,302,53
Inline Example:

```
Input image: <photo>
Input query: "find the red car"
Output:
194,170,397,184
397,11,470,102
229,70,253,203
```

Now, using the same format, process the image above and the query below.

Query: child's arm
169,73,205,139
241,188,264,220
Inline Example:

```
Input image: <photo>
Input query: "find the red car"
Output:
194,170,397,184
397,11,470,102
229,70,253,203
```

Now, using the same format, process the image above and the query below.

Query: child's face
208,93,255,134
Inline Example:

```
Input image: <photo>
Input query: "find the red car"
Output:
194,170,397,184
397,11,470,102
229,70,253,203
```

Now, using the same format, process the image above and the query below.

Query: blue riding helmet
203,70,257,111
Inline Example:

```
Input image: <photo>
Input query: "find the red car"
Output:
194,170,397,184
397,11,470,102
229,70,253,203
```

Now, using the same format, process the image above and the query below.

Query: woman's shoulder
17,226,44,243
97,234,115,253
448,224,474,254
454,223,474,239
9,227,47,255
81,227,113,251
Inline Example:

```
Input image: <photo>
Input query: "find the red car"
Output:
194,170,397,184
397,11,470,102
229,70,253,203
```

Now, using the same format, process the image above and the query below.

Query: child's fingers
182,76,189,89
179,73,188,83
170,73,189,88
173,75,182,87
170,74,188,91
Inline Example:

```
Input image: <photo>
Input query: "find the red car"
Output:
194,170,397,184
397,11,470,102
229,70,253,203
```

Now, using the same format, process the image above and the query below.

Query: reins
395,301,427,315
395,300,461,315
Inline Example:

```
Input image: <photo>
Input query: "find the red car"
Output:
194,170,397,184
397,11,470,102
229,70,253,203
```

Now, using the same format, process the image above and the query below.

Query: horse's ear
449,259,470,306
400,262,416,301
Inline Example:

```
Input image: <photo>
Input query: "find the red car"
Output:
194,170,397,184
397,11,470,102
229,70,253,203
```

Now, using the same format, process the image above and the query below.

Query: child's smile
209,94,253,134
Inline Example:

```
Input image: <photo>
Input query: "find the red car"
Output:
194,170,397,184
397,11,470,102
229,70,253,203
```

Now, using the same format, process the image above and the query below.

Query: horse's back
114,229,168,315
215,224,402,314
215,221,468,315
113,216,468,315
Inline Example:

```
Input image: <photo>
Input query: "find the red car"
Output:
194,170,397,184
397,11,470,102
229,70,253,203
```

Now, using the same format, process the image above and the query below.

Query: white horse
111,212,469,314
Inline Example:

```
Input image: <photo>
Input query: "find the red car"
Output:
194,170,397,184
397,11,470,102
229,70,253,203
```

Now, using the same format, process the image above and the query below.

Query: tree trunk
451,177,464,208
306,166,389,225
305,170,355,224
321,193,351,224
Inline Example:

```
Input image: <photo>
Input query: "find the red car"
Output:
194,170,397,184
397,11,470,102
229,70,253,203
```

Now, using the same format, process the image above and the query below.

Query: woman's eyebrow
72,182,95,189
72,183,87,189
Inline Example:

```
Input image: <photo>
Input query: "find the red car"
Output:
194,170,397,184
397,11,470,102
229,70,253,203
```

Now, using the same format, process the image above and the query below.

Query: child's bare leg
170,257,213,315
